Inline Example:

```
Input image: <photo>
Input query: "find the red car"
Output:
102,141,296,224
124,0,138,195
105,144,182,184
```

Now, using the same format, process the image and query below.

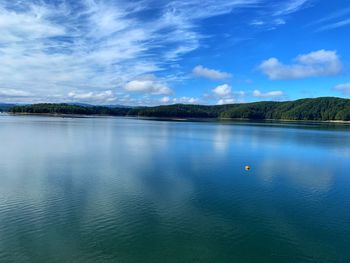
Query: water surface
0,115,350,262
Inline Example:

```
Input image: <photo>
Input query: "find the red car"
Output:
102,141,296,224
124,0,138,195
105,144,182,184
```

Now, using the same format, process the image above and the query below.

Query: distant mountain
7,97,350,121
0,103,17,112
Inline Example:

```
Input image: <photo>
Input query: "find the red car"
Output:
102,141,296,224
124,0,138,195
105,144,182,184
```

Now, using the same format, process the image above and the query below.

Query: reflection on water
0,115,350,263
258,158,334,193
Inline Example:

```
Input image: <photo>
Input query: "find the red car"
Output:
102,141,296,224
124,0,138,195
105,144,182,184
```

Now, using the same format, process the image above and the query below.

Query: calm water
0,115,350,263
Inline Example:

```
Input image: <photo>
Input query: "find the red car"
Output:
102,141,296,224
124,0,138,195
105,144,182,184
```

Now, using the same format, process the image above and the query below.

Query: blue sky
0,0,350,105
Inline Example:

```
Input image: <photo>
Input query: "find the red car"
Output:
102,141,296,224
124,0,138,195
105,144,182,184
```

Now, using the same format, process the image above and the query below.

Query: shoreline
5,112,350,124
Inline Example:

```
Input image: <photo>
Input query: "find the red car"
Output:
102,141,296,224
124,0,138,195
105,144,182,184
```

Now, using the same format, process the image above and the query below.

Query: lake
0,115,349,262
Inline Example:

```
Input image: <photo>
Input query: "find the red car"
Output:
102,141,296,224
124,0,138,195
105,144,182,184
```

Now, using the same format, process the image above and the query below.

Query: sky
0,0,350,105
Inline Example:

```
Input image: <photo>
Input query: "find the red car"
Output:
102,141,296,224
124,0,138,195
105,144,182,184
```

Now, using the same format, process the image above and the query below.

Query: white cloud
333,83,350,95
124,75,172,95
172,97,199,104
274,18,286,25
250,18,285,29
317,18,350,32
212,84,232,97
250,20,265,26
193,65,231,80
160,96,171,103
212,84,245,97
0,5,65,42
0,0,262,104
259,50,342,80
159,96,199,105
0,0,313,104
309,7,350,31
274,0,310,16
217,98,235,105
68,90,117,104
249,0,309,30
212,84,246,104
0,88,32,98
311,7,350,25
253,90,284,98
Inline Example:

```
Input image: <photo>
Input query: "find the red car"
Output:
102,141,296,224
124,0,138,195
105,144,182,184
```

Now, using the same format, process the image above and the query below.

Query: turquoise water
0,115,350,262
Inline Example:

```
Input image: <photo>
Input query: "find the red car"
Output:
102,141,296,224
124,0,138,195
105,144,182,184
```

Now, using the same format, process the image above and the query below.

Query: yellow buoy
245,165,250,171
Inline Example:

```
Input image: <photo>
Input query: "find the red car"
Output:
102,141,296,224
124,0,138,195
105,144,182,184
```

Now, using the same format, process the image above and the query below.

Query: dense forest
9,104,130,116
8,97,350,121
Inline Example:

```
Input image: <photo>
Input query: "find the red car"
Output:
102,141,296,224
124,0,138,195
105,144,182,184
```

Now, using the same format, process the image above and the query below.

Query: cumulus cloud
217,98,235,105
159,96,199,104
212,84,245,105
68,90,117,104
253,90,284,98
193,65,231,80
160,96,171,103
259,50,342,80
333,83,350,95
212,84,232,96
158,96,198,104
124,75,172,95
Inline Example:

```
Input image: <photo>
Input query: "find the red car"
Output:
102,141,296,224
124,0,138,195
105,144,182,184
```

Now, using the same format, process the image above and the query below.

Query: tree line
8,97,350,121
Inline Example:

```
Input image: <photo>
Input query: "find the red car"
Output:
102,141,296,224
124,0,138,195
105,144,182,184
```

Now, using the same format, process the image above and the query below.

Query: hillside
8,97,350,121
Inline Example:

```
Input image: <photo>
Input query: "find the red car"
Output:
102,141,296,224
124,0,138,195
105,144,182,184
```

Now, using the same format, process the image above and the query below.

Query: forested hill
0,103,16,112
8,97,350,121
